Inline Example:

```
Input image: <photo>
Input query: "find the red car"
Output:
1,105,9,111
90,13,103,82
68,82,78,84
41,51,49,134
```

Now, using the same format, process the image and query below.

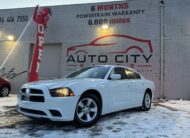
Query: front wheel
0,86,10,97
74,94,101,127
141,92,152,111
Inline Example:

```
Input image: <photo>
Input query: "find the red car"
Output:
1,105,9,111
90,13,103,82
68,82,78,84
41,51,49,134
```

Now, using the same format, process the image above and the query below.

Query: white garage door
30,43,62,80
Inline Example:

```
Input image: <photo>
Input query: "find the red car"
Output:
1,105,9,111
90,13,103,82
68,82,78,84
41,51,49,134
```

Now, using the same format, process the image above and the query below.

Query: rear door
124,68,145,107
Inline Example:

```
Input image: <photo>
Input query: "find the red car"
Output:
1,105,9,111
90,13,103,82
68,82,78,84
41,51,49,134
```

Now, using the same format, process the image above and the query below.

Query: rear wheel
141,92,152,111
0,86,10,97
74,94,101,127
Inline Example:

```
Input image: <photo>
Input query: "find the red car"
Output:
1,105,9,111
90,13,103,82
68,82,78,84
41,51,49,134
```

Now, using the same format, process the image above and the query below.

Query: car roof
79,65,139,74
95,65,143,78
96,65,137,72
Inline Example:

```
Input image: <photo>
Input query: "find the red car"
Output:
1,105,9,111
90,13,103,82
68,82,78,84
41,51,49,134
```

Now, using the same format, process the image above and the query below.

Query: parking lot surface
0,95,190,138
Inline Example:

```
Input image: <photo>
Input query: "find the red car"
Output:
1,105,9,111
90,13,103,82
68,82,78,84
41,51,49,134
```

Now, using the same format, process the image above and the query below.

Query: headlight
49,87,74,97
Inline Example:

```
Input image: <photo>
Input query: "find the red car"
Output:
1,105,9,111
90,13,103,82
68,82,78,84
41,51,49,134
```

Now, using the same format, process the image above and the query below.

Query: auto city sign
66,34,153,66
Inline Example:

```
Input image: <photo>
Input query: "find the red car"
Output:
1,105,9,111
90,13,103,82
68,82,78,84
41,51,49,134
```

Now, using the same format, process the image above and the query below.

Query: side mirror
110,74,121,80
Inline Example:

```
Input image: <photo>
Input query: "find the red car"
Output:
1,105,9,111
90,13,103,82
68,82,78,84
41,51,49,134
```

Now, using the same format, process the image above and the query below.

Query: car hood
23,78,105,89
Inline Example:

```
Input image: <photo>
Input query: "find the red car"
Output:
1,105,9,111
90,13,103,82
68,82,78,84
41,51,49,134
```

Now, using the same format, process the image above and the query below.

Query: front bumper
18,85,80,121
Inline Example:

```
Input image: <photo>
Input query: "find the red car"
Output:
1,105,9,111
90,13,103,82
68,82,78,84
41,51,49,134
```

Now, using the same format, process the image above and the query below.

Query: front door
104,67,134,112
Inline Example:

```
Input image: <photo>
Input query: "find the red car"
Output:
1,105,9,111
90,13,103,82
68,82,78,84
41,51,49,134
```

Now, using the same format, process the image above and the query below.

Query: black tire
74,94,101,127
0,86,10,97
141,91,152,111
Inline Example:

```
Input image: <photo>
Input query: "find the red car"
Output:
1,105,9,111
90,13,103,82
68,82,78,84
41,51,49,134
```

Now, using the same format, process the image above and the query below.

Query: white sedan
18,65,155,127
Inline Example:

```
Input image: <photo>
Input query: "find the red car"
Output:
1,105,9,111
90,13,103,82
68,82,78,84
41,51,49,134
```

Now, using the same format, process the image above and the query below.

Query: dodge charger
18,65,155,126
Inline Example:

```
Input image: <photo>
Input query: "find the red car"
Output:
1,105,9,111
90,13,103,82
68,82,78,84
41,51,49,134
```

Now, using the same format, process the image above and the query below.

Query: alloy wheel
1,87,9,96
76,98,98,122
145,93,151,108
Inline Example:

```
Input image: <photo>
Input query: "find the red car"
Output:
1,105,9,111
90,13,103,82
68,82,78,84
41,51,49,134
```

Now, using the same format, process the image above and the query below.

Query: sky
0,0,122,9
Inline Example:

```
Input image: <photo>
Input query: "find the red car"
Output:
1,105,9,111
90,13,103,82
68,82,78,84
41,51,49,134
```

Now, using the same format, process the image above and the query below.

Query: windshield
66,66,110,79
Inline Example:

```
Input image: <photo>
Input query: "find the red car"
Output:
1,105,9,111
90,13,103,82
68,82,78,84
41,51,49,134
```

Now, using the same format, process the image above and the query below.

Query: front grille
20,107,46,115
20,88,44,102
30,96,44,102
30,89,43,94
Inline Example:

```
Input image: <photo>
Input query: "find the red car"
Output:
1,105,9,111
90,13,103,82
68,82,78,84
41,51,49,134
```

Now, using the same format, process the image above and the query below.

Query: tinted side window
125,69,141,79
113,67,128,79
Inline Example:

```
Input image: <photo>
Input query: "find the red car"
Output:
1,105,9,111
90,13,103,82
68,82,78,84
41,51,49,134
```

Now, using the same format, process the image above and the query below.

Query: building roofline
0,0,125,11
